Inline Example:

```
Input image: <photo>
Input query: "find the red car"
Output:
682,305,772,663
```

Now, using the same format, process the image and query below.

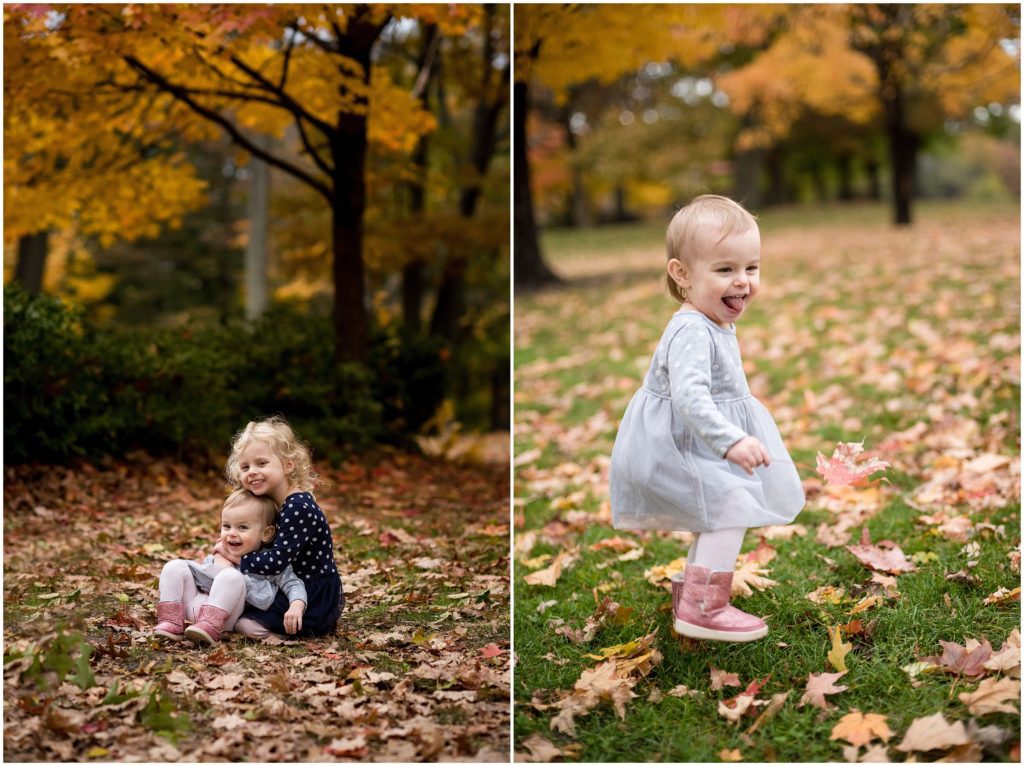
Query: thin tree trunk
882,88,916,225
403,24,438,331
837,153,854,201
245,134,271,321
513,78,559,288
430,5,507,341
14,231,49,294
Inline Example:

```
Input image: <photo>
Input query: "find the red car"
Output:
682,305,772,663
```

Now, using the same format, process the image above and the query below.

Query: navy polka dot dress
239,491,343,637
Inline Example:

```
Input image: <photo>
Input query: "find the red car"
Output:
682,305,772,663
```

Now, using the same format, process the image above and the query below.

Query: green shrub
3,285,447,464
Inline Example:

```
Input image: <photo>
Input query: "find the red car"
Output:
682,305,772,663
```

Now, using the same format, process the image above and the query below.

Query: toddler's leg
675,526,766,642
158,559,199,604
206,568,247,630
686,527,747,572
184,568,247,645
233,617,271,640
154,560,198,640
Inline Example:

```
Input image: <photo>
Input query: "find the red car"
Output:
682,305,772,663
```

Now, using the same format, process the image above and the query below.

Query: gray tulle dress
610,310,805,532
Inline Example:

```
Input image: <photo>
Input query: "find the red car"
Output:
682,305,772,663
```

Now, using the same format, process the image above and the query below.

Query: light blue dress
610,310,805,532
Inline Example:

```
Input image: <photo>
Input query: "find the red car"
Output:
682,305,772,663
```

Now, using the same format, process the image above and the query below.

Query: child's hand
725,436,771,475
284,601,306,635
212,539,241,566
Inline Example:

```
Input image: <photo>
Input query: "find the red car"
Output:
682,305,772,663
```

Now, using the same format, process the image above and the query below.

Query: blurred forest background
514,3,1020,286
4,4,510,465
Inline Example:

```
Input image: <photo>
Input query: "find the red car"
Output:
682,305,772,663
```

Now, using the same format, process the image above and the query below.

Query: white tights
158,560,269,638
686,527,747,572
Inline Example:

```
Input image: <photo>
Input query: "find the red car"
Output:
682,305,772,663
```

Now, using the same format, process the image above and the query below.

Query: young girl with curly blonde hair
214,416,344,638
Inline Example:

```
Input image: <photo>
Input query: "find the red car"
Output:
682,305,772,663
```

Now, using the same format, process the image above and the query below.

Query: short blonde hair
665,195,758,303
223,488,279,533
225,416,318,493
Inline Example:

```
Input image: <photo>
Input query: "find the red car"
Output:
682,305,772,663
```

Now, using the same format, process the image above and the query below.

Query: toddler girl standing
610,195,804,642
215,416,344,639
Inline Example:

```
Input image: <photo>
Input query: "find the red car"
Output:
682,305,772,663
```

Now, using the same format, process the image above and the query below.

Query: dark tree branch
122,54,333,203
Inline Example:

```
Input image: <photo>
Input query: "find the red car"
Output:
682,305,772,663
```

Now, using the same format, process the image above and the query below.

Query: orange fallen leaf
983,586,1020,606
709,666,741,690
524,547,580,587
830,711,893,748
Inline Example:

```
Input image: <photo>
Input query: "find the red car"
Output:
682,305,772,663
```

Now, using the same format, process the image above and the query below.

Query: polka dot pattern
240,492,338,579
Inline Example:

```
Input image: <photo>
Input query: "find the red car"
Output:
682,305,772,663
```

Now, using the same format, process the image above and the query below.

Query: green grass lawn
514,199,1020,762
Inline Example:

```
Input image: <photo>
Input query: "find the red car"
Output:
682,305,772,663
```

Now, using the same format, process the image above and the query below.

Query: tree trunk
733,147,766,208
837,153,854,201
865,158,881,200
403,24,438,331
14,231,49,294
330,19,385,364
490,353,510,430
431,5,506,341
245,134,271,321
561,107,590,227
764,148,787,206
882,89,917,225
513,79,559,289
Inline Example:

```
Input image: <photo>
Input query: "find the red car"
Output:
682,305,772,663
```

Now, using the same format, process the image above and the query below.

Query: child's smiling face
220,498,275,557
668,226,761,327
236,440,293,504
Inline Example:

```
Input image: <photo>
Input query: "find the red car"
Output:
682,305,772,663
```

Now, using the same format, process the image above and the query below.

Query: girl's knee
161,559,191,577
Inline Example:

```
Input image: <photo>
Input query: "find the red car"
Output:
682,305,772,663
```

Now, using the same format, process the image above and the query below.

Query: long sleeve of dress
242,565,307,609
239,504,312,576
667,325,749,458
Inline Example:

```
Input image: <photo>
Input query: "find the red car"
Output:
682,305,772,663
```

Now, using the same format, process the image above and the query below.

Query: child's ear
262,525,276,543
667,258,690,289
284,459,295,474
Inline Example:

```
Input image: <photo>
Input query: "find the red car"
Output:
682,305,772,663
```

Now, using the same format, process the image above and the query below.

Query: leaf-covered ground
513,201,1020,763
4,448,510,761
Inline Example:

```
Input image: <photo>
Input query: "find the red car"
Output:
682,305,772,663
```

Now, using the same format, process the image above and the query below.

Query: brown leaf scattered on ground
958,677,1021,716
894,712,970,753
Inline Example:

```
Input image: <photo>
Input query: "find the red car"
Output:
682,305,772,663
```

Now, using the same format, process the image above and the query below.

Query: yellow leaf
828,625,852,672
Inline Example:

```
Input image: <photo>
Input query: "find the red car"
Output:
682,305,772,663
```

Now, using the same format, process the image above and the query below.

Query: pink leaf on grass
816,441,890,487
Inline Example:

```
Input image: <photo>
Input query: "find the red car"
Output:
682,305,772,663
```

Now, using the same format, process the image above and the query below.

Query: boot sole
674,619,767,642
184,626,217,645
153,629,183,641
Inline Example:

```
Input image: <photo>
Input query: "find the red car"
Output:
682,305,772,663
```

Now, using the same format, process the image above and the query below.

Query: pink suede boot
184,605,231,645
153,601,184,640
672,565,767,642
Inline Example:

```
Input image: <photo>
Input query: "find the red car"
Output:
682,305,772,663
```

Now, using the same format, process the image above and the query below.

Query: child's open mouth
722,294,746,313
248,478,265,489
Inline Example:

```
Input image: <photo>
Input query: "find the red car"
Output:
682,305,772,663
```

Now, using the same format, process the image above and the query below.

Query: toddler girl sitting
152,488,308,644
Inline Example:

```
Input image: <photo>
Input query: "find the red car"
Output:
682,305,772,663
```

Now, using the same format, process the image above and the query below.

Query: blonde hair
223,488,280,533
665,194,758,303
225,416,318,493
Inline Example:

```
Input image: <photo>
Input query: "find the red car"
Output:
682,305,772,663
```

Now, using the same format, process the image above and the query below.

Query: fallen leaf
718,748,743,761
518,733,563,762
831,711,894,748
920,637,993,678
730,559,779,597
828,625,853,672
958,677,1020,716
589,536,638,553
895,712,969,753
524,548,580,587
710,666,741,690
807,585,846,604
845,538,916,575
982,586,1020,606
747,691,789,734
817,441,890,487
848,595,883,616
800,671,848,710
